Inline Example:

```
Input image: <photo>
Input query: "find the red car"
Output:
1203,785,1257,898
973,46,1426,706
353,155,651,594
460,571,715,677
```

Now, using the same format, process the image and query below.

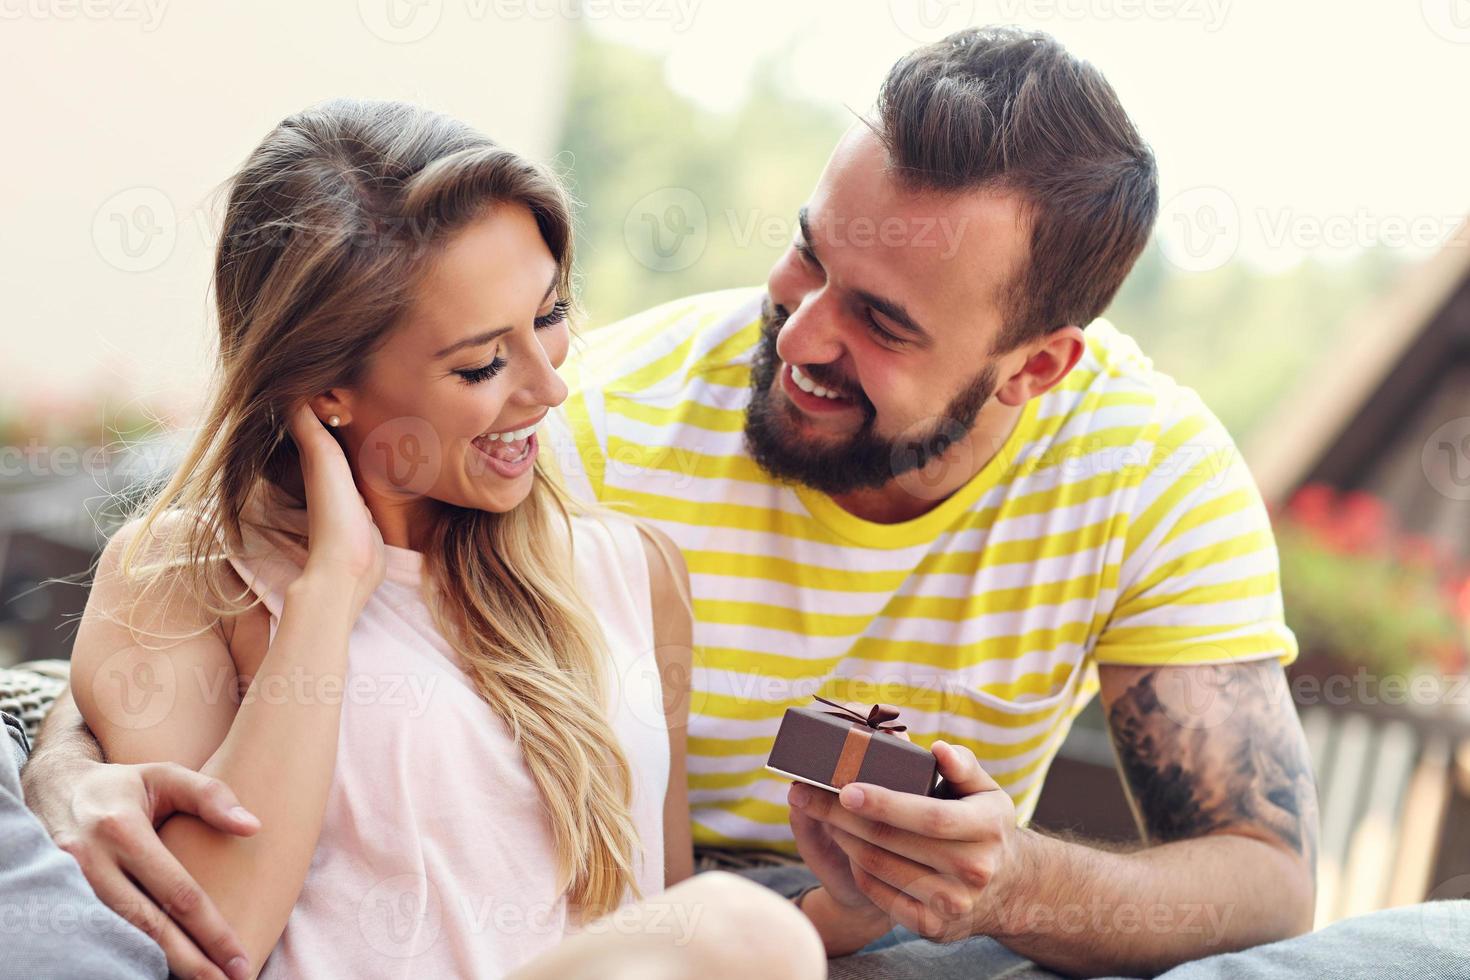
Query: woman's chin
452,439,541,513
479,488,533,514
454,473,535,515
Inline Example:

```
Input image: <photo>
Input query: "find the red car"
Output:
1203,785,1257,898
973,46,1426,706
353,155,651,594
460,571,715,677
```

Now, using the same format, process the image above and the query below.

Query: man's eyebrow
797,207,820,264
431,274,559,359
854,288,931,344
798,207,931,345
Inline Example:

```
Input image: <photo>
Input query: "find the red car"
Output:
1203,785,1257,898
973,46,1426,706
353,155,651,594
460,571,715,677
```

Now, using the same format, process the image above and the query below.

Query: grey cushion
0,660,69,743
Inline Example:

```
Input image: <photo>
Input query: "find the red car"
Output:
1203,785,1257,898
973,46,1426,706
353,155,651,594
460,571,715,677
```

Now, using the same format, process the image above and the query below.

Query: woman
67,98,826,979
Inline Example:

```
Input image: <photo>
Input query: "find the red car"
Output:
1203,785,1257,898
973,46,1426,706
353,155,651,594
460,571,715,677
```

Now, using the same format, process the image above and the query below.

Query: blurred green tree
555,30,847,323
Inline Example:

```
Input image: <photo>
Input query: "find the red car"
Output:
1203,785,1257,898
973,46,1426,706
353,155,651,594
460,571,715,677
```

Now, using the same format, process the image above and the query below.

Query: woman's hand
285,403,386,615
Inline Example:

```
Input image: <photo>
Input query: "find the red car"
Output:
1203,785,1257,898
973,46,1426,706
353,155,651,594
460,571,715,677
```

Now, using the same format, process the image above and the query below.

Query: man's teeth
790,364,845,400
480,422,539,442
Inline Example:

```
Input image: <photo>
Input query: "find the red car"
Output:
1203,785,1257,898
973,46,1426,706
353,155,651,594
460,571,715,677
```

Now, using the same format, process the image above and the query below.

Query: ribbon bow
812,695,907,734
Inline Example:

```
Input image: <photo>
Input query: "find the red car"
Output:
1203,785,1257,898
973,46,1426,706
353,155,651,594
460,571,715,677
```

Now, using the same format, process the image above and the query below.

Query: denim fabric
700,848,1470,980
2,711,167,979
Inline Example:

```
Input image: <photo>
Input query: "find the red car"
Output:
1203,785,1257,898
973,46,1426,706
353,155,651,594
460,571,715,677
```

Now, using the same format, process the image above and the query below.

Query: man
536,24,1316,974
25,26,1323,978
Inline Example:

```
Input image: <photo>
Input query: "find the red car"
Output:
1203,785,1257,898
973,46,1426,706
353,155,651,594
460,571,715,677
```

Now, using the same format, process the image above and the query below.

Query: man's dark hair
875,26,1158,351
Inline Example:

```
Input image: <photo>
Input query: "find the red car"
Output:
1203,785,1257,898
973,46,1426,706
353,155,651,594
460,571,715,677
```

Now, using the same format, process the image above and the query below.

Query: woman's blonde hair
117,98,642,916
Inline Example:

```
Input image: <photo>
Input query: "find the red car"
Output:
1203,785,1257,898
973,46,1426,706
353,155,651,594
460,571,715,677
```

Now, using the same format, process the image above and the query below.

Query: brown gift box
765,696,953,798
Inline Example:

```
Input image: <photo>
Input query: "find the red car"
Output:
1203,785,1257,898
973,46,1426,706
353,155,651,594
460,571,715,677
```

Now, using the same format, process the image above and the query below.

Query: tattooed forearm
1103,661,1319,876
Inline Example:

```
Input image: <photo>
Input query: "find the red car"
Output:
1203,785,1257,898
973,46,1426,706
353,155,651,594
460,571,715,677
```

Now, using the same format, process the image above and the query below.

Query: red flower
1397,534,1441,570
1337,491,1392,551
1286,483,1337,530
1456,577,1470,622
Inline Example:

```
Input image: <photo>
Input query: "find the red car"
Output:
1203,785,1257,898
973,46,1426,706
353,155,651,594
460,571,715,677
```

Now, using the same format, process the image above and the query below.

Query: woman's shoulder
570,513,690,661
568,512,684,593
633,524,691,649
96,510,269,673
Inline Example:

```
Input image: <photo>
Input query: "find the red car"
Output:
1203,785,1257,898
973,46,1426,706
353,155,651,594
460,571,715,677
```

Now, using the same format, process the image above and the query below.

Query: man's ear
994,325,1085,407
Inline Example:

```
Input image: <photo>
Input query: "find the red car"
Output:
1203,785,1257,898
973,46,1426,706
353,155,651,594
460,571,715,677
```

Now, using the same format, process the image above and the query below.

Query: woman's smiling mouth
470,413,545,477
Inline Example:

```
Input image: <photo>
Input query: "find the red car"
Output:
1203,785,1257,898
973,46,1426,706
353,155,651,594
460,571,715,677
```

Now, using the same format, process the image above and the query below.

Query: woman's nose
516,347,568,410
540,368,569,409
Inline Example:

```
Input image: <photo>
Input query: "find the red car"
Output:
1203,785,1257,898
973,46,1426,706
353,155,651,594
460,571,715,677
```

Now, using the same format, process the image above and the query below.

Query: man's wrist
979,826,1060,942
19,719,101,826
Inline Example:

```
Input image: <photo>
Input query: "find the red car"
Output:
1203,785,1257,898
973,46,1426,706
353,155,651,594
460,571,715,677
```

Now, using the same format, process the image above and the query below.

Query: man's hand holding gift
787,737,1023,948
767,696,1026,954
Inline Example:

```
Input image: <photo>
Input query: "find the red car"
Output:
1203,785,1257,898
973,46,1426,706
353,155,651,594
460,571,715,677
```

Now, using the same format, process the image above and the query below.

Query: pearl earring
328,415,341,427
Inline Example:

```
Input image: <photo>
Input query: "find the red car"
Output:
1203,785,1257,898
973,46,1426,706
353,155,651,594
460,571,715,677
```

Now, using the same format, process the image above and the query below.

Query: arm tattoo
1105,662,1319,875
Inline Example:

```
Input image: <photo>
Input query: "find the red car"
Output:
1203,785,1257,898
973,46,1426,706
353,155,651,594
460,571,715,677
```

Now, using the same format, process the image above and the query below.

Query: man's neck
827,399,1027,525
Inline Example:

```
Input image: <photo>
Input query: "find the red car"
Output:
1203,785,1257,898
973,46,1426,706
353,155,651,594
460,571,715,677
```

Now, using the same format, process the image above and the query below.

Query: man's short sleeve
1093,393,1299,668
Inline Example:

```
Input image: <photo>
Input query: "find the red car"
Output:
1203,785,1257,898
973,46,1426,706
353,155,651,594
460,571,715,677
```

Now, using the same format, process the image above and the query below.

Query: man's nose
775,291,846,369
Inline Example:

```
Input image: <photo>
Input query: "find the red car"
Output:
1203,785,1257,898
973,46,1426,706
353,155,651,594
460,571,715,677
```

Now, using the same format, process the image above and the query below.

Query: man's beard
743,296,998,496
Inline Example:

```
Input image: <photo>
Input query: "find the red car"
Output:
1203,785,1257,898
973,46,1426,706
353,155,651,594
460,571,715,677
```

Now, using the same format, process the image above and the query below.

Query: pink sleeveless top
225,487,669,978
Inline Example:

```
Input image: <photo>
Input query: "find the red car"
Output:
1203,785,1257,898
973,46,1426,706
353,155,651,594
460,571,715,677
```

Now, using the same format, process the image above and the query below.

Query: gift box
766,695,952,798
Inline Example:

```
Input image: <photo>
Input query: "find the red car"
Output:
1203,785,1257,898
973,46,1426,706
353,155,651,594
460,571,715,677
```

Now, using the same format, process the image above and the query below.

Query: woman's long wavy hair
116,98,642,916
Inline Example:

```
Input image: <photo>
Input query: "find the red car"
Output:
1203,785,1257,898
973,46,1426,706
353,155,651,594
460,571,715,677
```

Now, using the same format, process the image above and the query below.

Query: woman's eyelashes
455,300,569,385
455,353,507,384
533,298,569,330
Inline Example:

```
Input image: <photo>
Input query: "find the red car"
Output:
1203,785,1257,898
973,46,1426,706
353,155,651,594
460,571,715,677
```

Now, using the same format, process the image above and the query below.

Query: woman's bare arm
71,406,384,979
638,523,695,888
69,525,359,978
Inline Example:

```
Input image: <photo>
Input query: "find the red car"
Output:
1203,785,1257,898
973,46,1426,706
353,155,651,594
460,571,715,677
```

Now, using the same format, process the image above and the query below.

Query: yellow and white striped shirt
548,287,1298,852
